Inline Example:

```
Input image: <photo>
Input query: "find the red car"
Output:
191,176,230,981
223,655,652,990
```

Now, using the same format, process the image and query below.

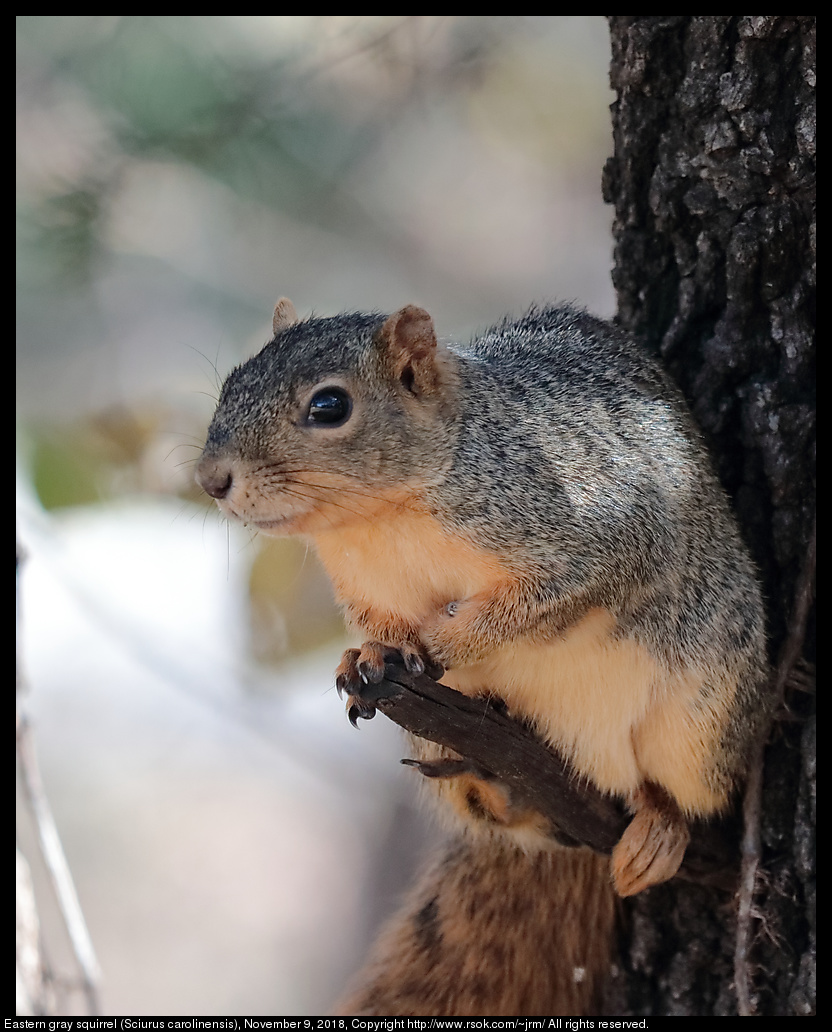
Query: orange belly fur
311,501,727,816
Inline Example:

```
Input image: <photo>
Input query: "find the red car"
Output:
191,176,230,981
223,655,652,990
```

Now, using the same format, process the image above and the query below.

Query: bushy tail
336,836,616,1016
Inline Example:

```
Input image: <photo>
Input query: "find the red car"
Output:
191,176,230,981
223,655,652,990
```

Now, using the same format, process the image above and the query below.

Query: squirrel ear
378,305,441,397
272,298,298,334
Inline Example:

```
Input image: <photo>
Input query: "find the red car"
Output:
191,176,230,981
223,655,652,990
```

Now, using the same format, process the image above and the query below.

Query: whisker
186,342,224,400
276,482,393,519
257,483,352,530
254,462,378,484
276,484,371,523
162,431,207,445
268,470,424,512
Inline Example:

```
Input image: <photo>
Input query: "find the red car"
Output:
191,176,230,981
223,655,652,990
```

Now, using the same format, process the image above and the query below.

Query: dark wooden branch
361,662,739,891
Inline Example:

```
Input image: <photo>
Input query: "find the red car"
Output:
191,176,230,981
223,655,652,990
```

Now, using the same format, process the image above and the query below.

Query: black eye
305,387,352,426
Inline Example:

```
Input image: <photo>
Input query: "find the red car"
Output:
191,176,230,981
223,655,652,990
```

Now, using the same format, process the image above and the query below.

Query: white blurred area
17,15,615,1017
17,485,436,1014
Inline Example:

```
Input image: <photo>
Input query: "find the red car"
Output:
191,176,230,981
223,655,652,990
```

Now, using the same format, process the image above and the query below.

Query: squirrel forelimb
421,578,592,670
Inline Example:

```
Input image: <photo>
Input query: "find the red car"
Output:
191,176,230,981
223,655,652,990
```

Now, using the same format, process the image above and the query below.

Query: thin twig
16,716,102,1016
16,846,55,1016
734,517,816,1016
16,543,101,1016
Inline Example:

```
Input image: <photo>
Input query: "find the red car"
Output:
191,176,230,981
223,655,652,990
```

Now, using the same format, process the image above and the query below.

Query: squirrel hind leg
611,782,690,897
405,757,531,827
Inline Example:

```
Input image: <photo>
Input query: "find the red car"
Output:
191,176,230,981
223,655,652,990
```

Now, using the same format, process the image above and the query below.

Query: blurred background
16,15,615,1016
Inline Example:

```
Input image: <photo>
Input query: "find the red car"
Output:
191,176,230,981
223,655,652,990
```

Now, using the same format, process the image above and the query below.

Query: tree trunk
602,16,815,1015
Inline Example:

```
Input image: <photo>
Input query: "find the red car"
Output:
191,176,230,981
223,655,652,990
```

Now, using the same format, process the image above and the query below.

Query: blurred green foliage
17,16,614,663
29,431,103,510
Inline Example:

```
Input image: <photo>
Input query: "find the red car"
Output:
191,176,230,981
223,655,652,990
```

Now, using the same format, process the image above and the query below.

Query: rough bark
602,16,815,1016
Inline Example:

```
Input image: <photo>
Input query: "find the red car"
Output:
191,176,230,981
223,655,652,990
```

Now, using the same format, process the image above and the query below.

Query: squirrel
196,298,772,1014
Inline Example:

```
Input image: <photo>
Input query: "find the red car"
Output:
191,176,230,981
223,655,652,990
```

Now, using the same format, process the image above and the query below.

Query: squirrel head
196,300,460,537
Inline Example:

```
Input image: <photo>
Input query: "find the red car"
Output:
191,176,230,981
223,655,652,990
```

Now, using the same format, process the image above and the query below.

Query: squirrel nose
196,460,233,499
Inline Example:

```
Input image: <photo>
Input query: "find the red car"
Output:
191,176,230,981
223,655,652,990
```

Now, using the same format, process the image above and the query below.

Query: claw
424,657,445,681
398,644,426,676
356,656,385,683
336,671,356,698
348,701,376,728
403,653,425,675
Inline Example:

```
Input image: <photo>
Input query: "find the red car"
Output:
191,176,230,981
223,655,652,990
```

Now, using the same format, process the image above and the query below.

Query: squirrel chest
311,500,719,812
312,499,504,625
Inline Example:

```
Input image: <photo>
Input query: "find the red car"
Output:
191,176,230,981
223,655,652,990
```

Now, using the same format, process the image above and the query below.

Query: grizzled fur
431,307,770,795
203,304,770,799
198,300,775,1013
336,838,615,1016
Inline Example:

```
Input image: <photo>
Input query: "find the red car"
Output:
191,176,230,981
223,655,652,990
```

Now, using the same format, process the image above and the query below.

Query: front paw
335,641,442,726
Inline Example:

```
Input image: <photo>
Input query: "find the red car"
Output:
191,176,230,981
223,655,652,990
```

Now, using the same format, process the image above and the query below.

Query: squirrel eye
305,387,352,427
